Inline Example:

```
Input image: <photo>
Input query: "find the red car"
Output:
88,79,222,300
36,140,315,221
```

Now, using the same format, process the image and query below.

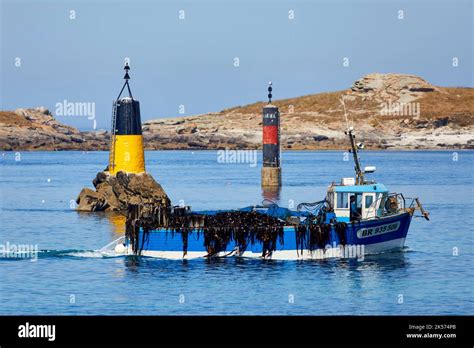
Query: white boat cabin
326,178,389,222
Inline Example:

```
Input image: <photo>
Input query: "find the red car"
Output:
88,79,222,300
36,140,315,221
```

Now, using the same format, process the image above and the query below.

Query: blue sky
1,0,472,130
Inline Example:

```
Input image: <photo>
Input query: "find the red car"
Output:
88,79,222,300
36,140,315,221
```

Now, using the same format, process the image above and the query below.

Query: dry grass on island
1,73,472,151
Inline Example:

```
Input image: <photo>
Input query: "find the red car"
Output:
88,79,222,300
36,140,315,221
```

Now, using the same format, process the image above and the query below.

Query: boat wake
51,236,127,258
56,249,120,258
0,248,124,260
0,237,127,261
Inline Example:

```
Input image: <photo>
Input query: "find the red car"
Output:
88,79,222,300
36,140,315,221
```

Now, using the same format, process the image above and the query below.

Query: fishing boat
116,100,429,260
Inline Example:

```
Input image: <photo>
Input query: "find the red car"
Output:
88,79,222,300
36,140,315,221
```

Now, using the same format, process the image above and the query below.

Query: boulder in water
76,171,170,212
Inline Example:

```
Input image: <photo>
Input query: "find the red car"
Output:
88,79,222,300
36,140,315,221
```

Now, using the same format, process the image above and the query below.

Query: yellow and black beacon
108,63,146,175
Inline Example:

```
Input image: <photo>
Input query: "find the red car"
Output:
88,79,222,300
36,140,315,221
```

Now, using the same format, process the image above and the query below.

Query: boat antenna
341,95,350,130
340,97,364,185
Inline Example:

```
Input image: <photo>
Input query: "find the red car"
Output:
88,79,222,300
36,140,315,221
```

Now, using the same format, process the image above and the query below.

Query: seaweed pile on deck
125,201,347,258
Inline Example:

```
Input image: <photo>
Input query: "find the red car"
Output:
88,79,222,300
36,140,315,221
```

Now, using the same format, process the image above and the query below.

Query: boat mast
348,128,364,185
340,97,364,185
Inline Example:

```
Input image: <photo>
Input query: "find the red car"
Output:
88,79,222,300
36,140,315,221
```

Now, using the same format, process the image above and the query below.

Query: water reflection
106,213,126,235
124,255,142,272
123,250,409,274
76,211,126,236
354,251,410,271
310,250,410,272
261,186,281,203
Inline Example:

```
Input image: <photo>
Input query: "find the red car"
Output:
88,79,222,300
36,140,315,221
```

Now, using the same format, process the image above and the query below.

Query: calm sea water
0,150,473,315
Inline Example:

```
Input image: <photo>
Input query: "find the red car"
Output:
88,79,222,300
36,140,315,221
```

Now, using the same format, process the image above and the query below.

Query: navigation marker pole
261,82,282,191
109,63,146,175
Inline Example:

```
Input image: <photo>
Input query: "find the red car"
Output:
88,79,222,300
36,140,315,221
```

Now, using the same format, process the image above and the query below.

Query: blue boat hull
125,212,412,260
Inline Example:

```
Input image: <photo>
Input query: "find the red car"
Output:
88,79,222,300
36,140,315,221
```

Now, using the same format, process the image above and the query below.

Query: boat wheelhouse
327,181,390,223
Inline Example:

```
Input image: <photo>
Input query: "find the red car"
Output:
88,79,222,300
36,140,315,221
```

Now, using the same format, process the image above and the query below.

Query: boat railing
405,197,421,209
367,192,406,219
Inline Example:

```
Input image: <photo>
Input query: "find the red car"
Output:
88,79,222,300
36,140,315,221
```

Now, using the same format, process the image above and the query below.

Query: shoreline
3,148,472,152
2,74,472,152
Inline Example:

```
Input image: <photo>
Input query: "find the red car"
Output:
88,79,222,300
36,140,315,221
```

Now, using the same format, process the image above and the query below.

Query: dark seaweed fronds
317,223,332,249
295,221,333,256
335,222,347,245
126,203,337,258
180,228,189,257
295,224,306,256
125,205,142,254
203,226,233,257
126,203,171,254
201,211,285,258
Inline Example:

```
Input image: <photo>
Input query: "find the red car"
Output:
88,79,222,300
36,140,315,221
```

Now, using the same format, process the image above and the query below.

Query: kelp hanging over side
126,202,347,258
294,199,340,256
126,204,170,255
126,205,286,257
334,222,347,245
206,211,285,258
185,211,286,258
295,222,332,256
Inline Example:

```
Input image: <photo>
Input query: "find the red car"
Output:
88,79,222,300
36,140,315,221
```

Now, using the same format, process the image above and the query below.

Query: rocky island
1,73,472,151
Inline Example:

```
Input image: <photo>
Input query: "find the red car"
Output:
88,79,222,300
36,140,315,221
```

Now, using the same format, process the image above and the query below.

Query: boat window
378,194,387,215
356,194,362,208
365,195,374,208
337,192,349,209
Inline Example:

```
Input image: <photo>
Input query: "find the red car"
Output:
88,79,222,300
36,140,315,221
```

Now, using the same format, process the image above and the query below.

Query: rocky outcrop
350,73,439,104
351,73,438,93
76,171,170,212
1,73,473,151
0,108,109,151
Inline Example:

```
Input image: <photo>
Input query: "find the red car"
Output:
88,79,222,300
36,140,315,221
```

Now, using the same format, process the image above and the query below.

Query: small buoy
41,200,45,203
47,178,51,182
114,243,127,254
